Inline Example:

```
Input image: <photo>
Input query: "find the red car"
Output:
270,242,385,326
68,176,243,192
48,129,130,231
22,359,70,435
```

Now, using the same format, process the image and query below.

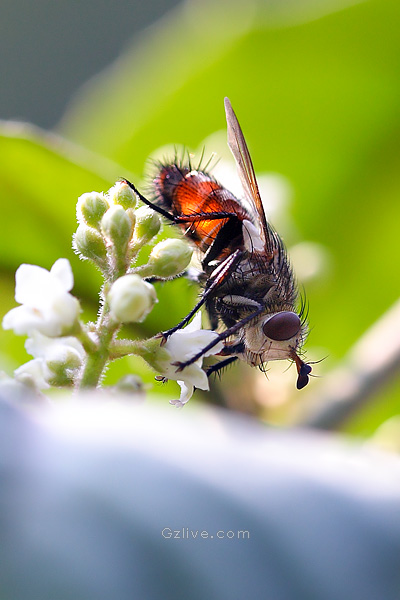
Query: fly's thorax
213,256,277,304
233,252,294,300
242,310,305,365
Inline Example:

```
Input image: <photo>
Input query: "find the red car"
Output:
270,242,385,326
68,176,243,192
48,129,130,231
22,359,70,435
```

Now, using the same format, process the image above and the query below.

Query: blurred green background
1,0,400,440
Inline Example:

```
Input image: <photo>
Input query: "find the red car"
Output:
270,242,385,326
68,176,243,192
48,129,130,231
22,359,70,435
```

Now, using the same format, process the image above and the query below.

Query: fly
124,98,312,389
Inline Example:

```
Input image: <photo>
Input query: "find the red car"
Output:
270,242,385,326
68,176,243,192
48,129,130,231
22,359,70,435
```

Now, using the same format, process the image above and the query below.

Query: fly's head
243,310,311,389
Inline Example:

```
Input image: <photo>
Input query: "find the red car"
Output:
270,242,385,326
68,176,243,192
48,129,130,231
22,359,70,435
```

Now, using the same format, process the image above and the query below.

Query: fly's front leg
159,250,243,342
173,302,264,372
205,356,238,377
123,179,178,222
205,340,246,377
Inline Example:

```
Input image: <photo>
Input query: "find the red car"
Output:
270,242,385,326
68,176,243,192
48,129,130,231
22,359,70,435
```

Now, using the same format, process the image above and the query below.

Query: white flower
14,332,85,390
0,370,42,397
25,331,84,364
15,358,51,390
2,259,80,337
161,313,224,408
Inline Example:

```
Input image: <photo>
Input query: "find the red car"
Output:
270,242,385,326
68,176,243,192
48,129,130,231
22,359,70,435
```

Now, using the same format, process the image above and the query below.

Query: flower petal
15,264,53,306
3,305,45,335
14,359,50,390
46,294,81,335
165,323,223,362
182,311,202,333
169,381,194,408
50,258,74,292
179,363,210,390
25,331,84,361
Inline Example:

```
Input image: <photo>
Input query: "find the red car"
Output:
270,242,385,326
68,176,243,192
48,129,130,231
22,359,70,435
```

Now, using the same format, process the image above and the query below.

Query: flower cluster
2,182,220,407
74,182,192,285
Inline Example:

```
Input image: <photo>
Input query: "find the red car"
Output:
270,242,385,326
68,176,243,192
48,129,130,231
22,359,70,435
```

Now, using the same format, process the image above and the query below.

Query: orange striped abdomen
153,164,248,254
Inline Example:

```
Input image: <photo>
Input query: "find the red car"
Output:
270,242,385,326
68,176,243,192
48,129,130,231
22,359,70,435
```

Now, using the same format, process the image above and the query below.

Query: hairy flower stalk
78,314,119,389
3,180,216,405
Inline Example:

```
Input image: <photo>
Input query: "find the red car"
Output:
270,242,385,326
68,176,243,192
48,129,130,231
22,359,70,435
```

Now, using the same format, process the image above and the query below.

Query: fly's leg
173,302,265,371
123,179,239,226
205,340,246,377
205,356,238,377
159,249,244,341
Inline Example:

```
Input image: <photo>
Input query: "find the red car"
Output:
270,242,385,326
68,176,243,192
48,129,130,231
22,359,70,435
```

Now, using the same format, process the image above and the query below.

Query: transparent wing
224,97,270,251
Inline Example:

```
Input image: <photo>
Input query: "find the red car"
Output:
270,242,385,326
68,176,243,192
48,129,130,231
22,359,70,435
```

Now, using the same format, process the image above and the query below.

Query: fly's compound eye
262,311,301,341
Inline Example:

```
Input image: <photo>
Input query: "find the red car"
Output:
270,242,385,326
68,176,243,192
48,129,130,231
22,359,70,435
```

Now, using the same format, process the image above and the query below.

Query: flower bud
125,208,136,229
46,347,82,387
108,274,157,323
132,206,161,247
101,205,133,251
108,181,137,210
148,239,193,278
47,347,82,373
115,374,145,394
77,192,109,228
73,223,107,264
45,369,73,387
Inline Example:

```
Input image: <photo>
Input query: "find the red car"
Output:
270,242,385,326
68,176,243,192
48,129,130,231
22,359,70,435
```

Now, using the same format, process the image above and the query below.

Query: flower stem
79,317,120,389
76,322,98,354
109,338,145,360
132,263,153,278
